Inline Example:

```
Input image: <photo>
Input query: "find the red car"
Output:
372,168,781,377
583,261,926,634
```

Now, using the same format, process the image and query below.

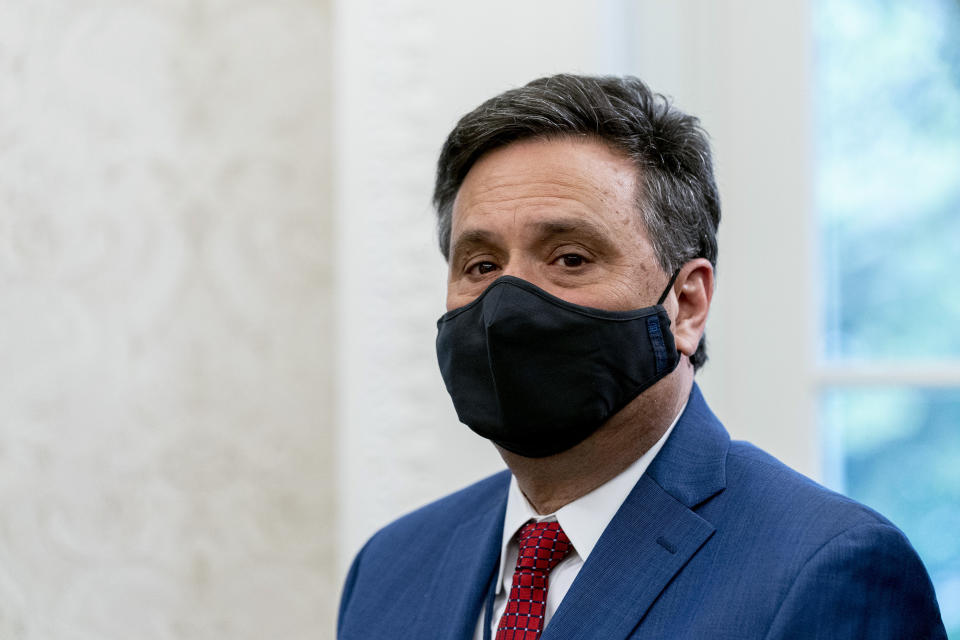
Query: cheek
446,268,469,309
555,280,644,311
446,285,475,311
603,283,648,311
445,291,459,311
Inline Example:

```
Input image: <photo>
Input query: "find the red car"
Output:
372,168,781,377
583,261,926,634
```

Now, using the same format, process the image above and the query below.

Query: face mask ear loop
656,268,682,306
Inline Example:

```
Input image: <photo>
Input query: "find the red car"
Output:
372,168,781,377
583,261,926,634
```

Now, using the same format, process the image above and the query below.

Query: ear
669,259,714,358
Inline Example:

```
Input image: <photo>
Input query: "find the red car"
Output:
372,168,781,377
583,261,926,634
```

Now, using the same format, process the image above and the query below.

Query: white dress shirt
473,402,686,640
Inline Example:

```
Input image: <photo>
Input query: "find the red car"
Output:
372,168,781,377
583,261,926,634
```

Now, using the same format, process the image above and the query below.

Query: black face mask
435,274,681,458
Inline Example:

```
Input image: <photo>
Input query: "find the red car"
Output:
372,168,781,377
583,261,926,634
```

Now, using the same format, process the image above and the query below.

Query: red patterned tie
495,521,572,640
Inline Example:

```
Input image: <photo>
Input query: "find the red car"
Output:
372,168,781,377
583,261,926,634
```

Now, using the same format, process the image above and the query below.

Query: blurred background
1,0,957,637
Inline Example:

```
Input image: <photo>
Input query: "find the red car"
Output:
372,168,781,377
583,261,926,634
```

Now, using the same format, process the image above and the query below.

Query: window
816,0,960,632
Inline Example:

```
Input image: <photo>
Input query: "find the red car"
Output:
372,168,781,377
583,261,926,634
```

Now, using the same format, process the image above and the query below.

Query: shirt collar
494,400,687,594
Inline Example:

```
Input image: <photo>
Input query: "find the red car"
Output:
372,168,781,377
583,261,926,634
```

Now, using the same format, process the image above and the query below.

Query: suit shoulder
696,440,945,635
722,439,893,531
763,516,947,638
339,470,511,638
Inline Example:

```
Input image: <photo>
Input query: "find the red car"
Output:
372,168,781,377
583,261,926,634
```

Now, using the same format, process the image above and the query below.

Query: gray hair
432,74,720,369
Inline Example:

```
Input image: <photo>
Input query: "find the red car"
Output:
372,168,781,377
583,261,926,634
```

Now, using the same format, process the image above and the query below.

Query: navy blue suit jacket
338,386,946,638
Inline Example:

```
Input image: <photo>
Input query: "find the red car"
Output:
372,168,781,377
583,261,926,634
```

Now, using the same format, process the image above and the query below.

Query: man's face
446,137,669,312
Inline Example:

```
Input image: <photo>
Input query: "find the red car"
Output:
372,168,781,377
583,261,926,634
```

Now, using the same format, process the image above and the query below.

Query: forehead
451,137,645,238
456,137,637,207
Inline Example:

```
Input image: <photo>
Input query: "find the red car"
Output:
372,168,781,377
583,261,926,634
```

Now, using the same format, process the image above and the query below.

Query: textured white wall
0,2,334,638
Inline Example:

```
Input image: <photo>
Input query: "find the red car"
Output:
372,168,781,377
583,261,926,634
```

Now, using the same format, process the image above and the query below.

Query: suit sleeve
764,522,947,640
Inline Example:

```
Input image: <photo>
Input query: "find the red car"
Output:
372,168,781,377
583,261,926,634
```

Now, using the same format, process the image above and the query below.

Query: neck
498,366,692,514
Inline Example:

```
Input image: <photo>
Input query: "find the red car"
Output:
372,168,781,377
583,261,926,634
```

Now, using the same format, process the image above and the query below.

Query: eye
467,260,499,276
557,253,586,268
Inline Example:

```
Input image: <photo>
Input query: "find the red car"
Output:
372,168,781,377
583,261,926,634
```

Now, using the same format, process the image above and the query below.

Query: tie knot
515,521,572,573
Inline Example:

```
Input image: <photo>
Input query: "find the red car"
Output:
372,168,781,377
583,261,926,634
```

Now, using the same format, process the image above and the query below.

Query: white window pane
816,0,960,360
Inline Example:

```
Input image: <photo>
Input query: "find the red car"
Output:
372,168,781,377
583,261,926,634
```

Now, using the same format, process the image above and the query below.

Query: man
338,75,946,639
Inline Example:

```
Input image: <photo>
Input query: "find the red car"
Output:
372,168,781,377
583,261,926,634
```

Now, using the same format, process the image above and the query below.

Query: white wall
0,2,335,638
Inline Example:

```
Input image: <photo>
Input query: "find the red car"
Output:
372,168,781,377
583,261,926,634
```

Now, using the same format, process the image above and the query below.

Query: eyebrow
531,218,611,244
449,228,503,265
531,218,620,259
449,217,618,265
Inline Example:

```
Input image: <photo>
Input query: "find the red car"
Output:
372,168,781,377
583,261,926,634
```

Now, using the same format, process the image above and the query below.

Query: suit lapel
411,482,507,640
542,384,728,640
